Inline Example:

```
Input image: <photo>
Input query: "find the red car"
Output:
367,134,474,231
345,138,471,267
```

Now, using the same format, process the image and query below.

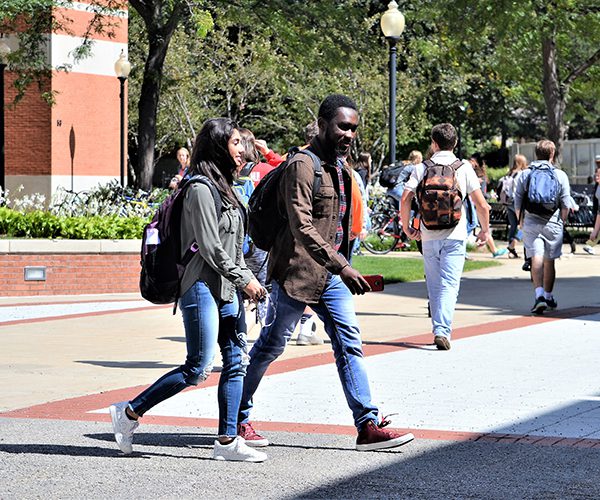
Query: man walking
237,94,414,451
400,123,490,350
514,139,571,314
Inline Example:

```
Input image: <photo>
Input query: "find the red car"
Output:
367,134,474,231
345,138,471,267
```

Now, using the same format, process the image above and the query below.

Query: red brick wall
0,253,140,296
4,74,52,177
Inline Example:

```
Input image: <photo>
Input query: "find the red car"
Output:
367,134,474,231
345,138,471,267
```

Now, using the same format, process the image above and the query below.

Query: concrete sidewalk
1,245,599,498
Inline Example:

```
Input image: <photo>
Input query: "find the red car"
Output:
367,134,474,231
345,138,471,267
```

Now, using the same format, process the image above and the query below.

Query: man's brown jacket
267,139,353,304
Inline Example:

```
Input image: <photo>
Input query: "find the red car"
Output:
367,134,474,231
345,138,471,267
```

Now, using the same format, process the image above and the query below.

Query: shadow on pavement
288,439,600,499
76,360,179,369
362,340,435,351
85,432,215,448
383,276,600,319
0,443,213,461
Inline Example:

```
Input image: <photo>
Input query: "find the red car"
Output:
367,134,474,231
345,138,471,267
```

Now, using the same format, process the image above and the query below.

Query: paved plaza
1,248,600,499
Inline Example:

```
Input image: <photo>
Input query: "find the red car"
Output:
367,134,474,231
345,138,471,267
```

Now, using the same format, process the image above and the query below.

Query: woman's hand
254,139,270,157
243,279,267,303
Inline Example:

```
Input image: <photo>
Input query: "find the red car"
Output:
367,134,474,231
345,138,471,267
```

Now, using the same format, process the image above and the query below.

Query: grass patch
353,255,501,284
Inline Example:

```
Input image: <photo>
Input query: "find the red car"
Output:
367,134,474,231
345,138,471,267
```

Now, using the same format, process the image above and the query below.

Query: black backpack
139,175,222,309
378,164,405,189
247,147,322,252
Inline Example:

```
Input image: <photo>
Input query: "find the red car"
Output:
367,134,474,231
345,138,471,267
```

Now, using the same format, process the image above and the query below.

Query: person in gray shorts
514,139,571,314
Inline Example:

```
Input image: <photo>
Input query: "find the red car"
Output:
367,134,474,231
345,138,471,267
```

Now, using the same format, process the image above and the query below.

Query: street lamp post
457,101,468,159
0,37,11,190
380,1,405,168
114,50,131,187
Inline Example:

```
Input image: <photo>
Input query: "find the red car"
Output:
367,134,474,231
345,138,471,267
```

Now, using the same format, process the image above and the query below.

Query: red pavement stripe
2,306,600,449
0,298,145,308
0,304,170,327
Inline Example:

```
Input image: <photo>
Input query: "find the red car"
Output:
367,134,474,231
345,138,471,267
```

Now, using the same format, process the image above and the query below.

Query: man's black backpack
140,175,222,308
247,148,322,252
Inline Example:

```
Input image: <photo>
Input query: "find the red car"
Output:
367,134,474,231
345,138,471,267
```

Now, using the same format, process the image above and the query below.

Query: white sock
544,291,553,300
535,287,544,299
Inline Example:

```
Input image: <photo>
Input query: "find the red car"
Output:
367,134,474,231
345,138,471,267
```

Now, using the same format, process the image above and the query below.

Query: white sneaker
583,245,595,255
109,401,139,454
213,437,268,462
296,316,324,345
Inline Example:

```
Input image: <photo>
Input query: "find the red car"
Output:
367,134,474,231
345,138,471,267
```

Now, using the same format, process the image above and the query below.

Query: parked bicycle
362,194,410,254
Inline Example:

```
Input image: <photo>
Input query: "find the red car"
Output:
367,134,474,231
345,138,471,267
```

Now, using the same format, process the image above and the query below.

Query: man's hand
403,226,421,241
476,229,489,246
340,266,371,295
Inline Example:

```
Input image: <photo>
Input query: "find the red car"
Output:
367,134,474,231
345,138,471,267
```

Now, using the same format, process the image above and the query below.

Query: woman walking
499,154,528,258
109,118,267,462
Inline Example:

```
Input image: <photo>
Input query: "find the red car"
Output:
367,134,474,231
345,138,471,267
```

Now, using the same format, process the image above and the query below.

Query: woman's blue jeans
129,281,246,437
238,275,379,430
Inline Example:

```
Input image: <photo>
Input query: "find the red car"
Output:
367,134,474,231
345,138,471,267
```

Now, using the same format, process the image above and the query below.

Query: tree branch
563,47,600,87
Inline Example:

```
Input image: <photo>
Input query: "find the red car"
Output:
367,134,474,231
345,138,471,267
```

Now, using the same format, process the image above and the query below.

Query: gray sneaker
213,437,268,462
297,316,324,345
109,401,139,454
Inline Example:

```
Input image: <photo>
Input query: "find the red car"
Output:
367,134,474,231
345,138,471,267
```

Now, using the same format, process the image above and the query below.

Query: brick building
2,1,128,201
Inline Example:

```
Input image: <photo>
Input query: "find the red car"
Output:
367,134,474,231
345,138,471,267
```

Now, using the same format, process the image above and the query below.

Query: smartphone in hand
363,274,384,292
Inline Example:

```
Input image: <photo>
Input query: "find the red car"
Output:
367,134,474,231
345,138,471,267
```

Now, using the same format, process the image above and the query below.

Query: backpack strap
449,159,463,170
291,148,323,198
239,162,256,178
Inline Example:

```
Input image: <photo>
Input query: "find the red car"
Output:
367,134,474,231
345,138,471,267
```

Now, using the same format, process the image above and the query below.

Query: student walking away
238,94,414,451
109,118,268,462
583,163,600,255
499,154,528,258
514,139,571,315
401,123,490,351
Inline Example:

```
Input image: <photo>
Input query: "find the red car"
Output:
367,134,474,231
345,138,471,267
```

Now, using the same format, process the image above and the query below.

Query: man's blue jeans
238,275,379,430
129,281,246,437
422,239,466,339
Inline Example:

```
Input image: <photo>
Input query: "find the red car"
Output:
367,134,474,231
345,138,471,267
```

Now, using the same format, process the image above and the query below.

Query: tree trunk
131,1,183,191
136,34,170,190
541,36,567,165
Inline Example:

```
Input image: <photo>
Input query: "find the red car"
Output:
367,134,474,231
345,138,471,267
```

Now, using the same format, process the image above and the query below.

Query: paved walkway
1,245,600,498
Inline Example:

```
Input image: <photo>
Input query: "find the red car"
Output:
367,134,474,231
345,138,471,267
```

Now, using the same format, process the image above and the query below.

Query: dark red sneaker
356,417,414,451
237,422,269,447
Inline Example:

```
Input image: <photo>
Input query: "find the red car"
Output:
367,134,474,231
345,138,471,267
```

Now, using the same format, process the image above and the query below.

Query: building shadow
380,276,600,320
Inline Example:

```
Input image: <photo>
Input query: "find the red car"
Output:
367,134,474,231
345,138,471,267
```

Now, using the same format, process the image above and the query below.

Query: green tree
411,0,600,162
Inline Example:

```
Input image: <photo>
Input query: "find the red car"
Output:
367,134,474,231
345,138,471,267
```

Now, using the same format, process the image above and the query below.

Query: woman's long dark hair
190,118,240,207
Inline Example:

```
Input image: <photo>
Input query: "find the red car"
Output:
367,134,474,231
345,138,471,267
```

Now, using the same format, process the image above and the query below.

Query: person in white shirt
400,123,490,350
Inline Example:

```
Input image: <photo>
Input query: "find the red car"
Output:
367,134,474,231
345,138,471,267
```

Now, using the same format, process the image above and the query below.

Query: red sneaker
356,417,414,451
237,422,269,447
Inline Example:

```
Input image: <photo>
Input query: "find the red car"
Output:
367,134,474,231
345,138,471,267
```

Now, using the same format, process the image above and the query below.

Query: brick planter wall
0,240,141,297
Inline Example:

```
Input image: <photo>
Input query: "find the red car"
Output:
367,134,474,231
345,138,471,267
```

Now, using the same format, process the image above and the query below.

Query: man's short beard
335,145,350,158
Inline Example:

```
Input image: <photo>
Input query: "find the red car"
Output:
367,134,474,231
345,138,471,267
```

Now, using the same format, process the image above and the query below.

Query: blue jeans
238,275,379,430
129,281,246,436
422,239,466,339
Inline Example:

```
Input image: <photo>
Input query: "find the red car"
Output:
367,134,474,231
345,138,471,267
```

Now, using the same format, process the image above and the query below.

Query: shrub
0,207,148,239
